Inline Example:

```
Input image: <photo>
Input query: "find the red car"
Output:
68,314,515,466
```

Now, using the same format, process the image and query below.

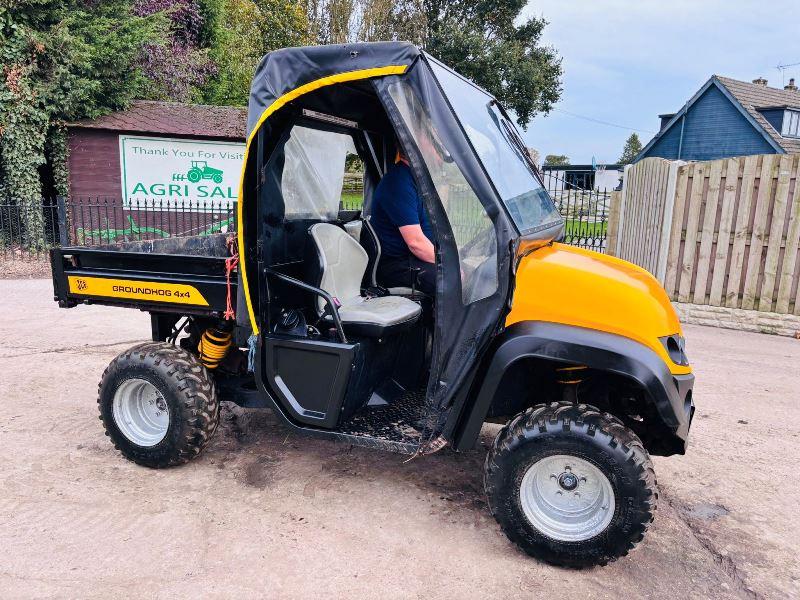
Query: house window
785,110,800,138
565,170,595,190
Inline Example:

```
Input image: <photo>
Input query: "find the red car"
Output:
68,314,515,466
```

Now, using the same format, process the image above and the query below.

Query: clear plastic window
429,58,562,234
281,126,359,220
388,80,498,304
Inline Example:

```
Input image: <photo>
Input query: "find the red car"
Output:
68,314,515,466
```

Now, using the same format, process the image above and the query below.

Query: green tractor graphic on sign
186,160,223,184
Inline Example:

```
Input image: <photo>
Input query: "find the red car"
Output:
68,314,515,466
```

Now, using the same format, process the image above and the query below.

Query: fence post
654,161,685,284
606,191,621,256
613,164,631,257
56,196,69,247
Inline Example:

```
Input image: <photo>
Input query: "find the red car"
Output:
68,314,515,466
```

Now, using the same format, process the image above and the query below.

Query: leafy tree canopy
1,1,167,122
618,133,643,165
0,0,168,236
544,154,570,166
133,0,216,102
202,0,307,106
303,0,562,126
424,0,562,126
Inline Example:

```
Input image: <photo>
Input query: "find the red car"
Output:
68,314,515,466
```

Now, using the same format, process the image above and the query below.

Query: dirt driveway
1,279,798,599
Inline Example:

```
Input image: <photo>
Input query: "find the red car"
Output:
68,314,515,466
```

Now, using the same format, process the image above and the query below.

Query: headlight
659,334,689,366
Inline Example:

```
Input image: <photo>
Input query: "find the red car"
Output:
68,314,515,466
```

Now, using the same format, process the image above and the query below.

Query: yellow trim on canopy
237,64,409,335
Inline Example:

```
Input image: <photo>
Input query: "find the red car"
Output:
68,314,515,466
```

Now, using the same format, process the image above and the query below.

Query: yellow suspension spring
198,328,232,370
557,365,588,403
556,365,588,385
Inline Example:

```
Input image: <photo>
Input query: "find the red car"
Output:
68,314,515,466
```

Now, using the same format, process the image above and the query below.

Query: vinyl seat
309,223,421,337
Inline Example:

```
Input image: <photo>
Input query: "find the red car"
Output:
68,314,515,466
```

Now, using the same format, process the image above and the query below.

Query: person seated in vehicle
370,150,435,296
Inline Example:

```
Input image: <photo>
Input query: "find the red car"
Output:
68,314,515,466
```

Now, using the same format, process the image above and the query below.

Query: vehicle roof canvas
245,42,421,135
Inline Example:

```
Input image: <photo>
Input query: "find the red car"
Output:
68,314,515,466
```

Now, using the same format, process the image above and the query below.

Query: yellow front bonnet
507,243,692,376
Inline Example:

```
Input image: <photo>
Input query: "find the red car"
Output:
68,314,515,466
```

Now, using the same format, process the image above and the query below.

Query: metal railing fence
2,172,610,259
1,197,237,259
0,200,62,259
540,169,611,253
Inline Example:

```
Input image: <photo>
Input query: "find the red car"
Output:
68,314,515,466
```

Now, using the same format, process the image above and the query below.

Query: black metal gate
541,167,612,253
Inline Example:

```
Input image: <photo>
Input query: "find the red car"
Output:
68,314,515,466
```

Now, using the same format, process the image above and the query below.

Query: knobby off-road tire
98,342,219,468
484,402,657,568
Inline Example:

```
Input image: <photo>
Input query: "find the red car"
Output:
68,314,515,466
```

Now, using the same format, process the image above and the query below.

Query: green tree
424,0,561,126
544,154,570,166
301,0,561,126
133,0,217,103
0,1,167,245
202,0,307,106
618,133,642,164
305,0,425,45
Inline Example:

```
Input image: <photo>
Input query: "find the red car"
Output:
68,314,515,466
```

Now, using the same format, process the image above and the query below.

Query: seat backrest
343,219,363,242
359,216,381,287
309,223,368,315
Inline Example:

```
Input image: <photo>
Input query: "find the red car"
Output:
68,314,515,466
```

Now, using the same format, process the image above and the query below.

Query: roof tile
68,100,247,140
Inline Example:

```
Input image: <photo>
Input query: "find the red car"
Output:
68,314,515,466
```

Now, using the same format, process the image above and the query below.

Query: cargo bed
50,234,235,317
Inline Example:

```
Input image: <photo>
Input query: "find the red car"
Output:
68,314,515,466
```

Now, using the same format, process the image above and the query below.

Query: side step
334,388,427,455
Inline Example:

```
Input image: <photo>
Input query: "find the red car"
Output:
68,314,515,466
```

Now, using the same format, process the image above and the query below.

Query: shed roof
68,100,247,140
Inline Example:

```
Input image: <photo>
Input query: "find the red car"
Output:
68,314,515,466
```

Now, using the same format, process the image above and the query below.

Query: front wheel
484,402,657,567
98,342,219,468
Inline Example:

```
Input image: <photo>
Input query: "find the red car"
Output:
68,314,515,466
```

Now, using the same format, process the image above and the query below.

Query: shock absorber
556,365,588,403
197,327,232,370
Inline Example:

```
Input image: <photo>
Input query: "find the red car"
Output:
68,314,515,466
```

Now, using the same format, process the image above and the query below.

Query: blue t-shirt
370,162,433,258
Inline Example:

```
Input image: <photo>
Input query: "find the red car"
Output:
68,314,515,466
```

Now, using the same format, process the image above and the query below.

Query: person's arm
399,224,435,263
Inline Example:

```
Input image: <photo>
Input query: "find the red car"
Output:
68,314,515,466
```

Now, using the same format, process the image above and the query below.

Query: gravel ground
0,256,52,279
1,279,798,599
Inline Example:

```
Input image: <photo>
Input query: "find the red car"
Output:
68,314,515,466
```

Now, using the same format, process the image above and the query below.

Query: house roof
715,76,800,154
638,76,800,159
68,100,247,140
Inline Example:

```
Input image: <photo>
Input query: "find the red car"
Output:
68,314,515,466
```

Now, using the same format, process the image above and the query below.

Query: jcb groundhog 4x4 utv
50,42,694,567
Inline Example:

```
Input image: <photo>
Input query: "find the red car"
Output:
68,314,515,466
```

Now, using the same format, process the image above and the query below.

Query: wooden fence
611,154,800,315
614,158,680,278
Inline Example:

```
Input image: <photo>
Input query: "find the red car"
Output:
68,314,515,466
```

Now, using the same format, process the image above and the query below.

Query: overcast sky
520,0,800,165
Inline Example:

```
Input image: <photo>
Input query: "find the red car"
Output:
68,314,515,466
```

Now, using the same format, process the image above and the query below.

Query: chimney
785,78,798,91
752,77,768,86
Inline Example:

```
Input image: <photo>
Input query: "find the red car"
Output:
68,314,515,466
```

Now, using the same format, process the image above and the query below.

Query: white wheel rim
519,454,615,542
112,378,169,447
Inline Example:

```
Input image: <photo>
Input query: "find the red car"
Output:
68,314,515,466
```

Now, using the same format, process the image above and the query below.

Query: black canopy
238,42,558,447
246,42,421,135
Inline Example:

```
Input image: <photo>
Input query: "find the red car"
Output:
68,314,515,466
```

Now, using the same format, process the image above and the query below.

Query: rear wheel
98,342,219,468
484,402,656,567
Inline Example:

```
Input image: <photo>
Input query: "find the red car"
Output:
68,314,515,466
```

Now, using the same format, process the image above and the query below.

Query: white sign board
119,135,245,209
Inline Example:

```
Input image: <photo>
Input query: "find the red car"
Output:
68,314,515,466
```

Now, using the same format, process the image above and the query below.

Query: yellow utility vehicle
50,42,694,567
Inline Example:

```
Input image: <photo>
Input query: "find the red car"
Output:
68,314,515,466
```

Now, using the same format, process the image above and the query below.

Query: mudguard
452,321,694,456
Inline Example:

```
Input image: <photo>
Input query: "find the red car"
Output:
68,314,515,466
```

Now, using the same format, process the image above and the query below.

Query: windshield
428,57,562,234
